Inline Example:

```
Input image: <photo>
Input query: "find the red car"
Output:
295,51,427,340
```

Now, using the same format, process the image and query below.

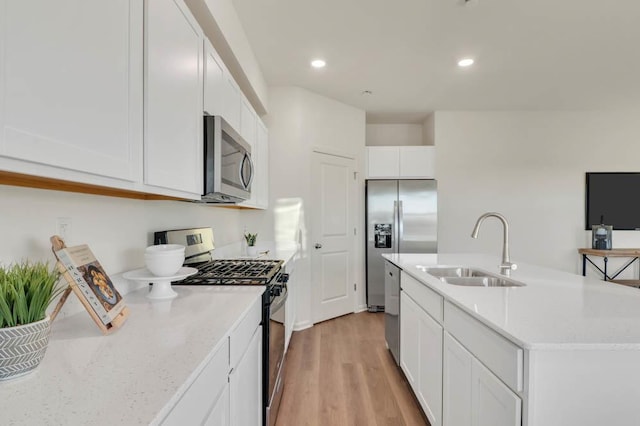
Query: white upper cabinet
366,146,435,179
240,97,257,147
223,75,242,132
399,146,435,178
239,118,268,210
0,0,143,182
367,147,400,178
204,38,225,117
144,0,203,197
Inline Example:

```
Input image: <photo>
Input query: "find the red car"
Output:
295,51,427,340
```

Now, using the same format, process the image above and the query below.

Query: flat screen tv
586,172,640,230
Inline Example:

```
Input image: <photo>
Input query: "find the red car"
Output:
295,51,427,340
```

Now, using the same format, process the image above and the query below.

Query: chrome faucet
471,212,517,275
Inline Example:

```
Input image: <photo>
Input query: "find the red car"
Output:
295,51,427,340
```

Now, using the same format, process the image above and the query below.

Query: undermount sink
441,276,525,287
418,265,525,287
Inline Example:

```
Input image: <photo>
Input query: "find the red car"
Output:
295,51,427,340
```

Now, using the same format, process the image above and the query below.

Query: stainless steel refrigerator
366,179,437,364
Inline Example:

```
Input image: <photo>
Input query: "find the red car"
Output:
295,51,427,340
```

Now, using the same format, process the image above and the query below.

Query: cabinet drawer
401,272,443,323
163,338,229,425
444,301,523,392
230,295,262,368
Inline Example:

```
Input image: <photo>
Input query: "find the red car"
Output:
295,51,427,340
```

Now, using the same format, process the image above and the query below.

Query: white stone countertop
212,240,300,267
383,253,640,350
0,285,265,425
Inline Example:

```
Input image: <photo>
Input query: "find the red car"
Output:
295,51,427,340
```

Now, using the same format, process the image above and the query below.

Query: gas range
153,227,288,426
177,259,284,286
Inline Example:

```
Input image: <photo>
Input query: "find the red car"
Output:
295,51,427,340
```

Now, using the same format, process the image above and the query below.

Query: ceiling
231,0,640,122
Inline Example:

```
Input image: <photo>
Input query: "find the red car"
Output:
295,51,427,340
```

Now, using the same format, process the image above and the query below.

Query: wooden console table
579,248,640,288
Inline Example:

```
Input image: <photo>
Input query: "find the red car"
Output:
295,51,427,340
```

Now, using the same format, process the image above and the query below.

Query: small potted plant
244,232,258,257
0,261,63,380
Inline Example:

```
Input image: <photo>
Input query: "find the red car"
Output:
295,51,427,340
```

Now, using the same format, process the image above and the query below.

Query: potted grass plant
244,232,258,257
0,261,63,380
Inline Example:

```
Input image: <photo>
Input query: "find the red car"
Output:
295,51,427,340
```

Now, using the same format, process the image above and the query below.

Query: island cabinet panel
443,333,521,426
402,271,443,322
400,290,443,426
0,0,143,183
443,332,473,426
144,0,203,196
444,301,523,392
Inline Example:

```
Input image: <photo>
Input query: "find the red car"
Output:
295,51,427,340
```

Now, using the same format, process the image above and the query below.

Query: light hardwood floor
275,312,429,426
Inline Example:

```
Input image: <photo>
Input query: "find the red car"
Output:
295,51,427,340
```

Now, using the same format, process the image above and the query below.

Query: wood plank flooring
275,312,429,426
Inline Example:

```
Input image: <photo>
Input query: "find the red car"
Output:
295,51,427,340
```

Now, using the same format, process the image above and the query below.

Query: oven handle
270,284,288,313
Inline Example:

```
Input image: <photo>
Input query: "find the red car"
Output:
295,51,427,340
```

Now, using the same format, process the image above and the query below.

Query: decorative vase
0,316,51,380
247,246,258,257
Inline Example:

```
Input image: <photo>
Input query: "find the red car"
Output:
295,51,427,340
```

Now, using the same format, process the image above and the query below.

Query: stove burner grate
179,259,284,285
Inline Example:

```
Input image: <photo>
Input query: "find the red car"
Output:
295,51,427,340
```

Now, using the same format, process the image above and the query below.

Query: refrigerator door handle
393,200,399,252
398,200,404,250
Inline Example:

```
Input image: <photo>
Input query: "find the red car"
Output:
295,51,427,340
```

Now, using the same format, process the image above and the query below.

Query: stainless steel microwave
201,115,253,203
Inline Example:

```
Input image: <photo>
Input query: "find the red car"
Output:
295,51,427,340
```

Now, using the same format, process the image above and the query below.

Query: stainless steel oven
154,227,287,426
266,280,287,426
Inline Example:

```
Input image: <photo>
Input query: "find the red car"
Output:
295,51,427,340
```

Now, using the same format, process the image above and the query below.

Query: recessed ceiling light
458,58,474,67
311,59,326,68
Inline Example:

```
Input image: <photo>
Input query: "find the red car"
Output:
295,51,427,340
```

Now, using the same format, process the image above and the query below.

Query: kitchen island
0,284,264,425
384,253,640,426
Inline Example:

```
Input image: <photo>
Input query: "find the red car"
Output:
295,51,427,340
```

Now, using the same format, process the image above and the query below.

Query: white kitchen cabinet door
471,359,521,426
204,384,230,426
443,332,521,426
401,290,443,426
417,302,443,426
144,0,203,196
256,120,269,209
0,0,143,182
204,38,226,117
230,326,262,426
400,291,420,390
239,118,268,210
240,97,257,147
223,75,242,133
367,147,400,178
443,332,473,426
399,146,435,178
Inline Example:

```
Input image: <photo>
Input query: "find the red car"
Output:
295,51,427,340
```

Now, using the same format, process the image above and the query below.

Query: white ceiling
231,0,640,122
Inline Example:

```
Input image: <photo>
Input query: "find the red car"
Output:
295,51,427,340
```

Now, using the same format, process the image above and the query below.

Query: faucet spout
471,212,516,275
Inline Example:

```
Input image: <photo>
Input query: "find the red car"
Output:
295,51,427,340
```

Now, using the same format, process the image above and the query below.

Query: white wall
0,185,243,271
435,110,640,275
366,123,424,146
244,86,366,329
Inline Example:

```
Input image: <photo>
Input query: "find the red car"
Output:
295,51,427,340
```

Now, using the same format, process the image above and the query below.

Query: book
55,245,125,325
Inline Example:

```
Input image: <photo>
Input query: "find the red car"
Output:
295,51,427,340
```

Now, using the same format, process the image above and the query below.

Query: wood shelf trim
0,171,184,201
578,248,640,257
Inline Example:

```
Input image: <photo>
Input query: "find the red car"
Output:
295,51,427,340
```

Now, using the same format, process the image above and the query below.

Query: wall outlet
56,217,72,243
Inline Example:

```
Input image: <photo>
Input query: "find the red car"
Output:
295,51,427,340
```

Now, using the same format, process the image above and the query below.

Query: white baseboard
355,304,368,313
293,320,313,331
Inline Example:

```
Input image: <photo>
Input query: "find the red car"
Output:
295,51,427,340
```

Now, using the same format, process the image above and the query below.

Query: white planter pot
0,316,51,380
247,246,258,257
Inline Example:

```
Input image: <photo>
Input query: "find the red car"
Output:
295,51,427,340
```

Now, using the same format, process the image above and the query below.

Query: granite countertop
383,253,640,350
0,285,265,425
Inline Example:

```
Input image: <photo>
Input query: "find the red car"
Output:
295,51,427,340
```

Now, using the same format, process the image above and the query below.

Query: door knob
315,243,323,249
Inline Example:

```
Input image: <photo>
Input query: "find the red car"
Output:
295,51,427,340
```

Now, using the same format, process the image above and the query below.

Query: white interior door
311,151,355,323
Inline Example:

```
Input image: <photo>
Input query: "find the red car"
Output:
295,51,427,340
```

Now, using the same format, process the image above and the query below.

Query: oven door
266,283,287,426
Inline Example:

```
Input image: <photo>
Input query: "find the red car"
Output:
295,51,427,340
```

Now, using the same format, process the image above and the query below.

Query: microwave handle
240,153,254,190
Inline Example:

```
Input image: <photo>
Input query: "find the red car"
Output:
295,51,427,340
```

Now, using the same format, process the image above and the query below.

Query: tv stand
579,248,640,288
